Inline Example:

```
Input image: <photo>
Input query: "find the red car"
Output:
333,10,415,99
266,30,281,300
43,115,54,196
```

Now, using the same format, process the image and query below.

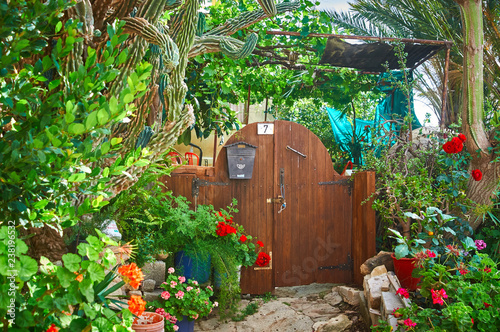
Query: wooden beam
440,46,451,129
266,31,453,46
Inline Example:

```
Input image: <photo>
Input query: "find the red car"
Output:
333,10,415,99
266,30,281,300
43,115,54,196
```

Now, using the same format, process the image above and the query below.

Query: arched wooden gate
163,121,375,294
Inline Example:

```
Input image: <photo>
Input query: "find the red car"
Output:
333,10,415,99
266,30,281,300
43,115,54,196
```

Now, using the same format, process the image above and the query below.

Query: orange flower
75,274,83,282
46,324,59,332
118,263,144,289
128,295,146,317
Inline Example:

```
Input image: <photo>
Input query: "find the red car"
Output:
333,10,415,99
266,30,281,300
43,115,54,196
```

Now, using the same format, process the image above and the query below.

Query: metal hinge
318,179,352,196
318,254,353,271
192,177,229,198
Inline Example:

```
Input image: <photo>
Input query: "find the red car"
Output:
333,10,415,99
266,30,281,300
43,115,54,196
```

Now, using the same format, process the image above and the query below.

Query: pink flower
161,291,171,300
186,286,193,292
213,301,219,307
403,318,416,328
475,239,487,250
193,281,198,285
196,288,200,294
426,250,436,258
175,290,184,299
178,276,186,283
431,288,448,305
173,325,179,331
207,285,213,291
192,314,199,320
168,267,175,274
170,281,177,288
396,288,410,299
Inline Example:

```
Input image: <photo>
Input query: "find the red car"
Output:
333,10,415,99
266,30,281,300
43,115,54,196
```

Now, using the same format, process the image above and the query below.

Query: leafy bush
0,0,152,230
0,226,146,331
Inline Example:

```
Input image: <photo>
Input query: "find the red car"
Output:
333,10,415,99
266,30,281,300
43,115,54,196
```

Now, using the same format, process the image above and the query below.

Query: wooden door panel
273,121,352,287
216,123,275,294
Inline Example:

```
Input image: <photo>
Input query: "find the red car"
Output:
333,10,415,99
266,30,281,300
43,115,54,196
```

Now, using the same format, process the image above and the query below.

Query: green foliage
0,226,137,331
364,129,471,250
395,246,500,331
231,301,260,322
0,1,152,230
185,0,383,141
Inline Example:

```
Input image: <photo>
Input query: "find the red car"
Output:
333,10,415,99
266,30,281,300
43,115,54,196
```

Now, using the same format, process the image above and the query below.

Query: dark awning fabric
319,37,443,72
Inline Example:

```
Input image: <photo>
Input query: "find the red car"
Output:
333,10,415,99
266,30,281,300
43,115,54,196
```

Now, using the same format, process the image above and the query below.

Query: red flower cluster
239,235,247,242
216,221,237,237
46,324,59,332
255,252,271,267
396,288,409,299
431,288,448,305
471,169,482,181
442,134,466,154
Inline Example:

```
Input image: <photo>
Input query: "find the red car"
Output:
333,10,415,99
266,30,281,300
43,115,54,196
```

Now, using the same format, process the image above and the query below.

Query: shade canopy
319,37,444,72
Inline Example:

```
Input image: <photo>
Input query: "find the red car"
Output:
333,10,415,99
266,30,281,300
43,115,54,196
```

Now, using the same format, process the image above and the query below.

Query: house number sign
257,123,274,135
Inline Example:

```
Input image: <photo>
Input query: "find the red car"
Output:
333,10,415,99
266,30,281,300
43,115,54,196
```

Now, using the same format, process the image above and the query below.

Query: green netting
326,71,421,165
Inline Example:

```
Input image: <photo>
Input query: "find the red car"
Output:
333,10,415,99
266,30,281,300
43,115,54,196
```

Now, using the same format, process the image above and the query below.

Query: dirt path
195,283,369,332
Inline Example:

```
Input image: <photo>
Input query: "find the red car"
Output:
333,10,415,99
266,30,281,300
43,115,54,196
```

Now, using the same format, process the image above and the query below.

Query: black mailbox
224,142,257,179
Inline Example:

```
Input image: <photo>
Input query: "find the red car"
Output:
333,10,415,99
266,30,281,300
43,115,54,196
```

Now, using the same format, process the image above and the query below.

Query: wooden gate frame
161,167,375,288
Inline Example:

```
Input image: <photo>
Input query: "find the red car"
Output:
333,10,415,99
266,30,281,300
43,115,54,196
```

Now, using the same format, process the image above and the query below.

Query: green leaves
62,253,81,272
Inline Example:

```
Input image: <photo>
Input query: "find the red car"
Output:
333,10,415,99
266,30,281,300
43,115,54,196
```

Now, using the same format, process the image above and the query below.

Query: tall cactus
70,0,299,194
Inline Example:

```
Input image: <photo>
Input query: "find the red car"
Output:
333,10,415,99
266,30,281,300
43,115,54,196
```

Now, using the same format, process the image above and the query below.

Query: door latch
267,195,285,204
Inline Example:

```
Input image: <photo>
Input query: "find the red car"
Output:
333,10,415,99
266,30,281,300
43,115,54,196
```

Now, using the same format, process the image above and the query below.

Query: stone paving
195,283,369,332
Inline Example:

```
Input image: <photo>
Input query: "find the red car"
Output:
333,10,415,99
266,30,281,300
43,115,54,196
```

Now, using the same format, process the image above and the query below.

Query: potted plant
389,227,427,290
131,312,165,332
149,267,216,332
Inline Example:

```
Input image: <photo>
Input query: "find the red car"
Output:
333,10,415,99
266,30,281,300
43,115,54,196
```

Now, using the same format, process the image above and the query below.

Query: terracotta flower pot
132,312,164,332
391,253,421,291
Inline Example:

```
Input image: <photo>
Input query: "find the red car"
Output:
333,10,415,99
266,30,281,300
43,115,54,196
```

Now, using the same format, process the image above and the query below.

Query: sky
315,0,440,126
316,0,351,11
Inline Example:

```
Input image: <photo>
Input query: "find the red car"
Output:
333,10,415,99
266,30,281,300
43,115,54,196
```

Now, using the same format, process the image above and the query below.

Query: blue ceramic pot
174,250,211,283
176,316,195,332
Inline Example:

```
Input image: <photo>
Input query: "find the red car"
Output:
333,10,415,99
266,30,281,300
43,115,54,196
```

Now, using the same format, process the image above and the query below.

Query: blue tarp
326,71,421,164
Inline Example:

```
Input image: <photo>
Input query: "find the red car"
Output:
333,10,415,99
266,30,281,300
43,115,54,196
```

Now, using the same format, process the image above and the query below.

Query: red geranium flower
484,302,493,308
483,267,492,273
396,288,409,299
431,288,448,305
426,250,436,258
458,133,466,142
257,241,264,247
471,169,482,181
46,324,59,332
239,235,247,242
255,252,271,267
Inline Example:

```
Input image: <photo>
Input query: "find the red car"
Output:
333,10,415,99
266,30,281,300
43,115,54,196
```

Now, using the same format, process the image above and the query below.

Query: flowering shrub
0,227,145,331
392,239,500,331
149,268,215,332
212,208,267,268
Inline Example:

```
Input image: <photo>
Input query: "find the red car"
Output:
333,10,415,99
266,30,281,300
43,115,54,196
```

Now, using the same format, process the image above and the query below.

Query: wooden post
352,171,376,285
244,85,251,124
440,46,451,129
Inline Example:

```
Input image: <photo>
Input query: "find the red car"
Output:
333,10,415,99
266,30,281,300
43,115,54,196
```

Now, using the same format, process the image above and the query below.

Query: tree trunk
456,0,499,230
